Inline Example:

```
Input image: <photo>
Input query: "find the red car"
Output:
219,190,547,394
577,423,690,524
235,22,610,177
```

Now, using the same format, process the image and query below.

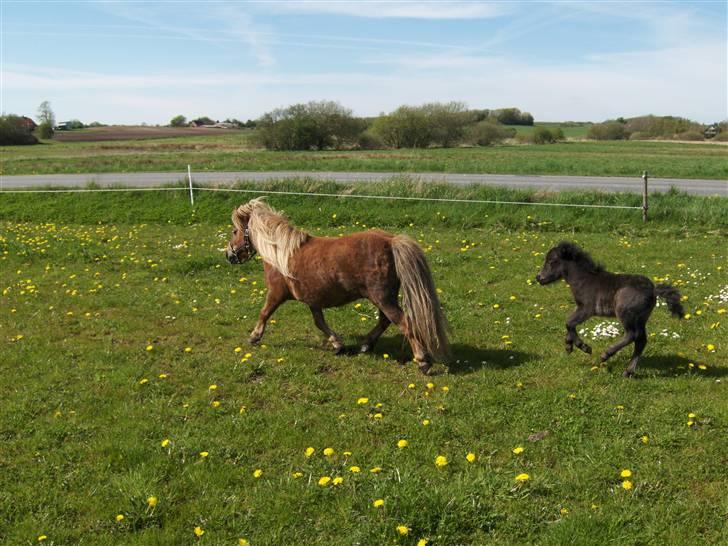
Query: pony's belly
289,279,362,308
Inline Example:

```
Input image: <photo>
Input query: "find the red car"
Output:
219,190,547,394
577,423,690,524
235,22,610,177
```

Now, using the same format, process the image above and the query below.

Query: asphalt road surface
1,171,725,196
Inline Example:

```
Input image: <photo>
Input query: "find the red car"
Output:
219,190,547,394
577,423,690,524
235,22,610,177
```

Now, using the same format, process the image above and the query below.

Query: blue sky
2,1,726,124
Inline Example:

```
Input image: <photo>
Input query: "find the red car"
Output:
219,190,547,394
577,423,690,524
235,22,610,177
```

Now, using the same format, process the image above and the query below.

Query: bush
38,121,54,139
674,131,704,141
0,115,39,145
370,102,473,148
625,115,701,138
587,122,629,140
257,101,365,151
532,126,564,144
356,130,384,150
492,107,534,126
465,121,515,146
712,131,728,142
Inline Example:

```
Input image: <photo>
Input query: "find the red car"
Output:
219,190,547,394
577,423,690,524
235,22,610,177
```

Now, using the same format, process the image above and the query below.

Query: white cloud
267,1,509,19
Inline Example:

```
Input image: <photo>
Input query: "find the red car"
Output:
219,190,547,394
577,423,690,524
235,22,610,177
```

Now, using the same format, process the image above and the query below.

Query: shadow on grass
345,336,535,375
634,354,728,379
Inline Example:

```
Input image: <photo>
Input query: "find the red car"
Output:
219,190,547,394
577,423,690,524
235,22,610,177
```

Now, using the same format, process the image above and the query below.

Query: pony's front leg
310,306,345,354
565,307,592,354
249,288,288,345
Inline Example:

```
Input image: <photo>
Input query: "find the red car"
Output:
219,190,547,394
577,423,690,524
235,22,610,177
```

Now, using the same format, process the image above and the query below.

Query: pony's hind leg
623,327,647,378
310,306,345,354
375,300,430,374
565,307,592,354
360,310,391,353
600,331,635,363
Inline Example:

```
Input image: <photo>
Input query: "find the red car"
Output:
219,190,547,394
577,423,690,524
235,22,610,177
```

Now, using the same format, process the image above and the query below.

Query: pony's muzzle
226,249,240,264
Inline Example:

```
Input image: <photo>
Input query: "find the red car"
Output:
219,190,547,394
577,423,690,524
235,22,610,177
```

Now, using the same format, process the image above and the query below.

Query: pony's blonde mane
232,198,309,278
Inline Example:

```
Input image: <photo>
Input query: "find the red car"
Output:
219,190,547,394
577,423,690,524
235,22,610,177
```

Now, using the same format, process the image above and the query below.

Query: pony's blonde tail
391,235,450,362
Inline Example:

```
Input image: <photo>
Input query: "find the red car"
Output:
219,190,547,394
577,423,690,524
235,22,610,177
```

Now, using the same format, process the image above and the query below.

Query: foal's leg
360,310,391,353
623,327,647,378
249,287,288,345
565,307,592,354
309,306,345,354
600,331,635,363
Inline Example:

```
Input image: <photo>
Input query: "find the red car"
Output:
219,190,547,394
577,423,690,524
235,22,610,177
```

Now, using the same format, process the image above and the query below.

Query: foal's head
536,242,603,284
226,207,256,265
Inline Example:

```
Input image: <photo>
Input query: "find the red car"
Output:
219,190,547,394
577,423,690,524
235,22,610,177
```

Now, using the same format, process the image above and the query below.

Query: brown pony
225,198,449,374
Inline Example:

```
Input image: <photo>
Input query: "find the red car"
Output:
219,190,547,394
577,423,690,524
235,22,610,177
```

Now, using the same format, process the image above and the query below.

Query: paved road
1,171,725,195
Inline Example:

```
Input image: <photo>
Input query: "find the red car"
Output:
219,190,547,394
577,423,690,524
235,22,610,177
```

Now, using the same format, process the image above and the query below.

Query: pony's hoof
360,344,371,354
418,362,432,375
565,345,573,354
333,345,346,355
600,352,609,362
249,336,261,345
622,370,635,379
579,344,592,355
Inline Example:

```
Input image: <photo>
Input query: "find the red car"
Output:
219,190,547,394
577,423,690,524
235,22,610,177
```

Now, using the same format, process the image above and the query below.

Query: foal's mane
232,198,309,278
557,241,605,273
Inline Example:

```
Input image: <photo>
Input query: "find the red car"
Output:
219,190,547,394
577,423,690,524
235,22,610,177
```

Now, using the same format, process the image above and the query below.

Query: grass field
2,135,726,180
504,123,592,139
1,181,726,544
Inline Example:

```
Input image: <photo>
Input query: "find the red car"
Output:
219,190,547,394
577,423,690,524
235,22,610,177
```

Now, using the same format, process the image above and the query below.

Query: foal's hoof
249,336,261,345
565,345,574,354
333,345,346,356
600,351,609,363
359,343,371,354
622,369,635,379
418,362,432,375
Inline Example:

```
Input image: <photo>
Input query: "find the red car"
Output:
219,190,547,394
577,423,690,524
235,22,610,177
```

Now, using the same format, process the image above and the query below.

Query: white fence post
187,164,194,206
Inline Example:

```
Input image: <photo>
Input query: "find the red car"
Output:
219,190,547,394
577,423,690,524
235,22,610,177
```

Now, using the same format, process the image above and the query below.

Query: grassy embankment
1,181,726,544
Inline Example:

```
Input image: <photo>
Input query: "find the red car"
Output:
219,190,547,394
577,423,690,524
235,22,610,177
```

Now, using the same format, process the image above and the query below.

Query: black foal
536,242,684,377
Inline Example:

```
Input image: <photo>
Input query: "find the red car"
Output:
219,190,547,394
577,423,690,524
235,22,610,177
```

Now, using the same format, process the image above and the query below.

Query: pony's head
226,199,261,265
536,241,602,284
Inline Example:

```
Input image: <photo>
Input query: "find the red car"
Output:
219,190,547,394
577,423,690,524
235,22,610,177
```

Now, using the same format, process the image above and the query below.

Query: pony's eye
233,229,238,235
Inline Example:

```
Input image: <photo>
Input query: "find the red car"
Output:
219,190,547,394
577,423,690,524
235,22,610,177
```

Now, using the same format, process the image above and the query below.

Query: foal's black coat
536,242,684,377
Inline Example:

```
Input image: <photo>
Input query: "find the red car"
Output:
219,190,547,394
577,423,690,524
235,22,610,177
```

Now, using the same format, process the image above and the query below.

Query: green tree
0,115,39,145
37,101,55,139
170,115,187,127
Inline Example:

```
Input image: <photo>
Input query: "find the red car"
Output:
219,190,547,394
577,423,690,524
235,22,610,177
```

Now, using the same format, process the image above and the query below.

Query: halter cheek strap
232,227,256,259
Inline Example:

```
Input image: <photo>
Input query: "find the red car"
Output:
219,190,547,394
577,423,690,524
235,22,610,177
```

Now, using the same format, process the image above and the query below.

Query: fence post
641,171,648,222
187,164,194,206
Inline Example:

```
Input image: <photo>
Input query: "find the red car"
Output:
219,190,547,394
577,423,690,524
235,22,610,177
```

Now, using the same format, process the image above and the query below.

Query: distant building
704,124,720,139
19,116,37,130
55,121,72,131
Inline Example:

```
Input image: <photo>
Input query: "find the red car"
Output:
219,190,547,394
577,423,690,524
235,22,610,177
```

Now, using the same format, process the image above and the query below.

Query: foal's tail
656,284,685,318
391,235,450,362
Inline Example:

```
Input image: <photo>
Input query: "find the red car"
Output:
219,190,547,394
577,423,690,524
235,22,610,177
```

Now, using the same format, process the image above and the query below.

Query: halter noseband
231,227,256,261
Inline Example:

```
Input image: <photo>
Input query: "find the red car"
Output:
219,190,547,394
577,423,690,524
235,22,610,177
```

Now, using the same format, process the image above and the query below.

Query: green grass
1,182,727,544
2,135,726,179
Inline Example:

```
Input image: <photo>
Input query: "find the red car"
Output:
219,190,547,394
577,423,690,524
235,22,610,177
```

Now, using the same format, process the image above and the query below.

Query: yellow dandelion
622,479,633,490
397,439,409,449
396,525,409,536
370,467,382,474
323,447,335,457
435,455,448,467
292,471,303,479
373,499,384,508
318,476,331,486
466,452,476,463
147,496,158,508
184,347,192,353
422,419,431,426
161,439,170,448
383,353,390,359
239,539,249,546
146,345,154,352
38,536,48,542
357,397,369,405
512,446,524,455
253,468,263,478
115,514,124,522
199,451,209,458
305,447,315,457
208,384,218,391
620,469,632,478
706,343,715,351
194,526,205,537
332,477,344,485
158,373,167,379
417,540,429,546
560,507,569,516
641,435,649,444
234,347,242,353
515,473,530,482
408,383,416,389
426,382,435,389
211,400,221,408
138,378,149,385
349,466,361,473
